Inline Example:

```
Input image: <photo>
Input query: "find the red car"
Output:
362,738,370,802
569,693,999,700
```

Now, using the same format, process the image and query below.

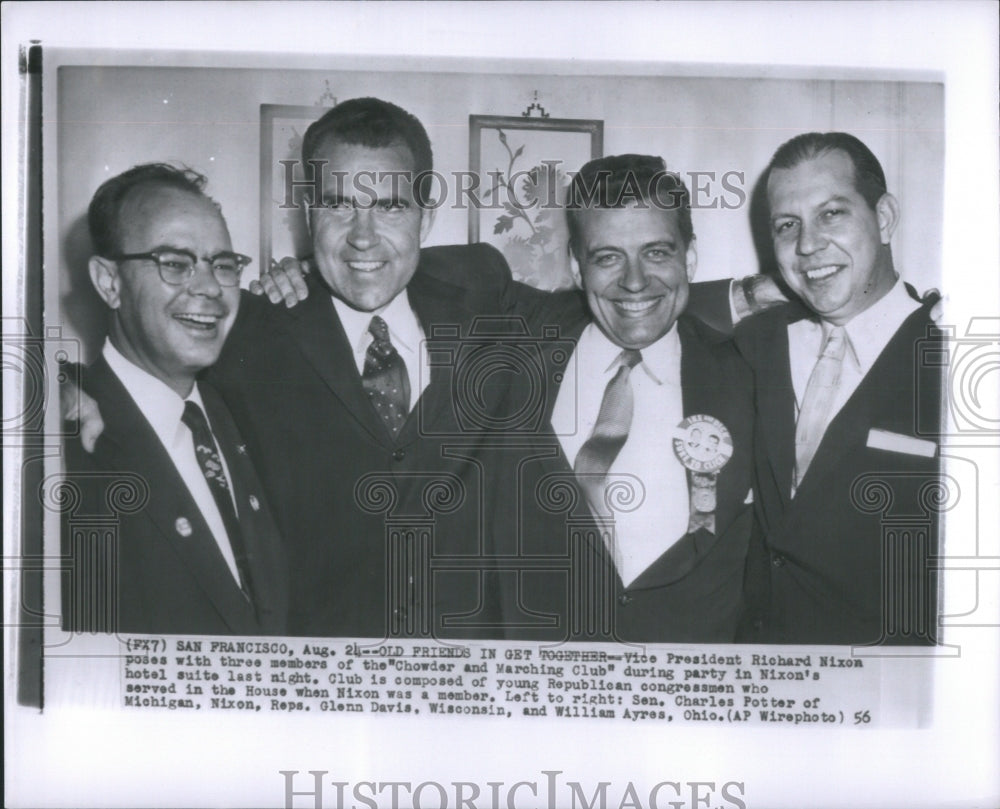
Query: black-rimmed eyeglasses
112,249,252,287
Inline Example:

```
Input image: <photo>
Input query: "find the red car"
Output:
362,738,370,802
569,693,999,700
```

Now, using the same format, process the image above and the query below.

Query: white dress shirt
103,341,242,583
552,323,690,587
788,278,920,493
332,292,430,412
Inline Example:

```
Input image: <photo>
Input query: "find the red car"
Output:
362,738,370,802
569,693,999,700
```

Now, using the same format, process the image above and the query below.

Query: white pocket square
743,488,754,504
866,428,937,458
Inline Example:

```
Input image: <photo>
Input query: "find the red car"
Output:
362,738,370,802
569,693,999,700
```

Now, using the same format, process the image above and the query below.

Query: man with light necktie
62,163,289,635
735,132,944,645
499,154,759,643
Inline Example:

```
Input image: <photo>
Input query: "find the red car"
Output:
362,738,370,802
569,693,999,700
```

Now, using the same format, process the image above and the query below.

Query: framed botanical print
469,115,603,290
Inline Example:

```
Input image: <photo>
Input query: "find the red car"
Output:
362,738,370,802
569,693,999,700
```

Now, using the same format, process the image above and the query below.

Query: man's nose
619,257,649,292
796,221,827,256
187,260,223,297
347,208,379,250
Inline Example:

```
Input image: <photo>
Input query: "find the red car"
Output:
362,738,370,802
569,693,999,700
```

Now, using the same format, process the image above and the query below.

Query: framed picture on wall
259,103,334,270
469,115,603,290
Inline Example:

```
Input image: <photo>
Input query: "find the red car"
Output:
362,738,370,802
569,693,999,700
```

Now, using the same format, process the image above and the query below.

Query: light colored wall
57,65,943,358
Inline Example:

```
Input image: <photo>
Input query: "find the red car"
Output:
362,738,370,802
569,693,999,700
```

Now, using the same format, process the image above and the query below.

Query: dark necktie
363,315,411,438
182,400,254,601
574,349,643,519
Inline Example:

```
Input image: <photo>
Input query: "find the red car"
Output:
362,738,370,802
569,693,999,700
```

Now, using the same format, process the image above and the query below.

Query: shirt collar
331,291,423,356
839,277,920,374
580,321,682,386
102,339,208,449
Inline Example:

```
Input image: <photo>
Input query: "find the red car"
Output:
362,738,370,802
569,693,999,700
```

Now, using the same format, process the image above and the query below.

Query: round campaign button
673,415,733,474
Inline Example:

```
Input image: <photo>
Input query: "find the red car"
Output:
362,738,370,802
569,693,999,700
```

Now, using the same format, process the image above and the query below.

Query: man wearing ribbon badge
496,154,759,643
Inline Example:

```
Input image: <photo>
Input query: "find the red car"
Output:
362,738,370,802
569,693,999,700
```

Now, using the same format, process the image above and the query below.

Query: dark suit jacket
493,289,758,643
62,357,289,636
734,296,943,645
209,243,535,639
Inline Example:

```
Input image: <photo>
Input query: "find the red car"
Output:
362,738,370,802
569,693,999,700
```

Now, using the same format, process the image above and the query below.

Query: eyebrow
143,245,237,259
318,193,411,208
585,238,677,259
145,244,197,255
770,194,855,220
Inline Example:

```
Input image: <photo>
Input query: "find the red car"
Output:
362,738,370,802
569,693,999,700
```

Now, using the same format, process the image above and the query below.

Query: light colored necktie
574,349,643,518
794,324,847,489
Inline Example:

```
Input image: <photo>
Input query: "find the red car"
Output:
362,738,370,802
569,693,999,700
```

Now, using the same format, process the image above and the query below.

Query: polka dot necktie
362,315,411,438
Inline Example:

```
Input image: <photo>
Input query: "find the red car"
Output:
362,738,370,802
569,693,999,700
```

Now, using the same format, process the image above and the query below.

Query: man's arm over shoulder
419,242,510,286
687,279,738,337
687,275,791,338
211,283,298,386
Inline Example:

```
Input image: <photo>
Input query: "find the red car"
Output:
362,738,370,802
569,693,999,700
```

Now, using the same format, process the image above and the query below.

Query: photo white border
4,3,998,808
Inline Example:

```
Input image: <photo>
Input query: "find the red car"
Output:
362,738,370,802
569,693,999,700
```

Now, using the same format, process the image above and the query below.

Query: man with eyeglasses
62,162,289,635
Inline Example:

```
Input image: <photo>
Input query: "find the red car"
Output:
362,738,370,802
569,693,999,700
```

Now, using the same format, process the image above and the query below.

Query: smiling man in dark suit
735,132,943,645
63,163,288,636
494,154,758,643
209,98,529,639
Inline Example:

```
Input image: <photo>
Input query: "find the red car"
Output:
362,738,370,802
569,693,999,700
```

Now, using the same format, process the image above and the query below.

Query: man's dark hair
301,96,435,206
88,163,211,257
767,132,888,209
566,153,693,260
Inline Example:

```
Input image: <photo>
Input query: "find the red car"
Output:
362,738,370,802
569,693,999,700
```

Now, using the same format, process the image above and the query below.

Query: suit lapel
678,317,743,535
619,318,730,590
401,270,482,440
279,280,389,444
750,313,798,509
791,305,929,502
202,384,289,632
85,359,260,632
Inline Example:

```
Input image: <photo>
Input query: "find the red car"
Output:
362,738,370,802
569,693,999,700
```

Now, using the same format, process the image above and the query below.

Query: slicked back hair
301,96,435,206
566,153,693,260
767,132,888,210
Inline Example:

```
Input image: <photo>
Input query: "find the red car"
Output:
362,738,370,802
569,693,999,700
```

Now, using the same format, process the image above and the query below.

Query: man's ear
685,237,698,282
418,205,437,243
303,199,313,238
568,244,583,290
88,256,122,309
876,192,900,245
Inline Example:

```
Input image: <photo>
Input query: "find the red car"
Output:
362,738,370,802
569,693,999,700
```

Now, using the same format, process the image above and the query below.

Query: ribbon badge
673,415,733,532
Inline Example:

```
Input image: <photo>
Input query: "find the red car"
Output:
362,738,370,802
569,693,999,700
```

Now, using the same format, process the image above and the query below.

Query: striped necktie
181,400,254,601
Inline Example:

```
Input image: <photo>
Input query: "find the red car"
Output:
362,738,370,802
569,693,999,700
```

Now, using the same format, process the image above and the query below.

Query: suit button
772,554,786,568
752,618,763,630
618,594,632,606
393,449,406,461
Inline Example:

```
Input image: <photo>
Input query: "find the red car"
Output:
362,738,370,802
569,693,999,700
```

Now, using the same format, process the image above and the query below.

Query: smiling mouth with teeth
174,313,223,330
346,260,387,272
614,298,661,314
804,265,843,281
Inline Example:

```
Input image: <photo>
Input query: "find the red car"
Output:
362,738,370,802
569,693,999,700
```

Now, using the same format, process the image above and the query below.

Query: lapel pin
174,516,193,537
248,495,260,512
236,444,247,455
